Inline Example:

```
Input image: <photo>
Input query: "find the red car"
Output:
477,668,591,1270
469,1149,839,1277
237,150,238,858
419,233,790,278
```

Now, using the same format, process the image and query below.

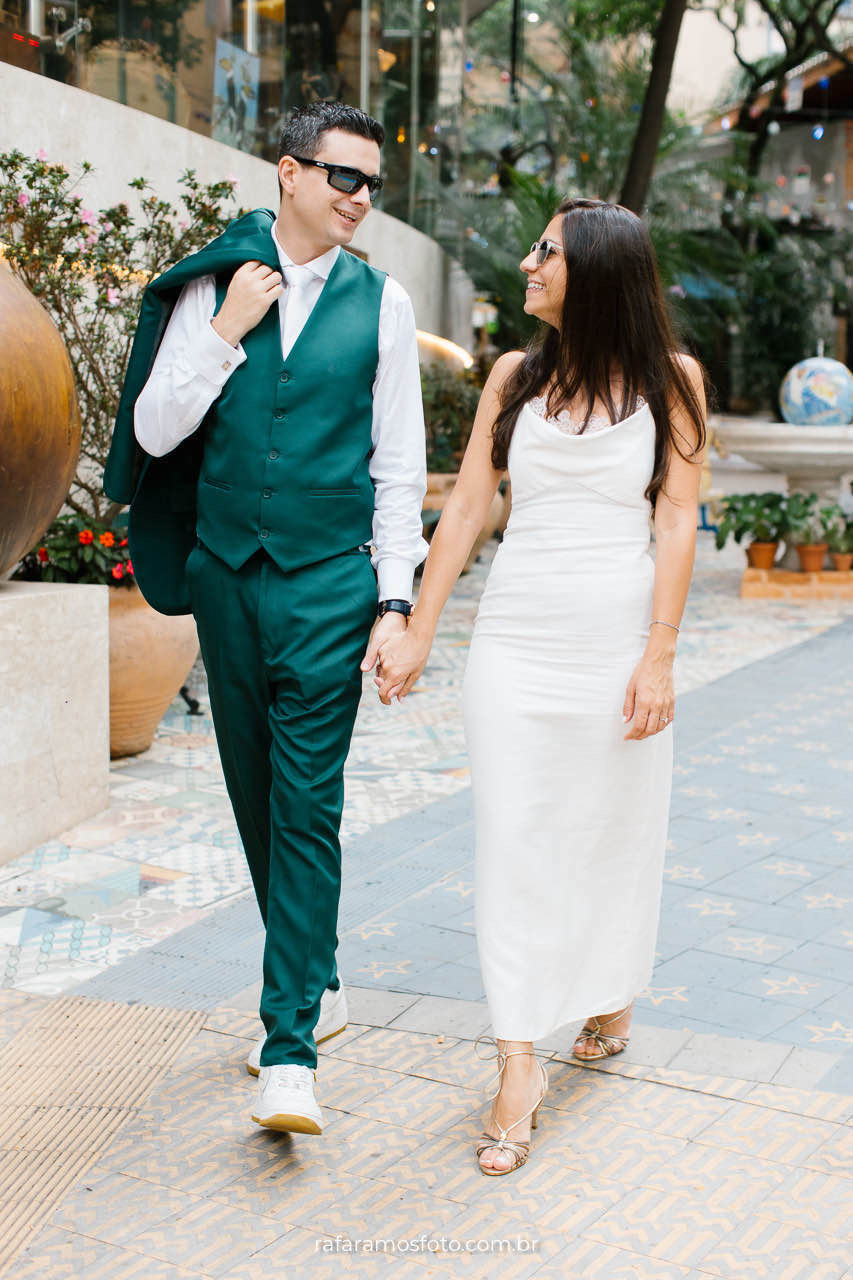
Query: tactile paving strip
0,994,203,1274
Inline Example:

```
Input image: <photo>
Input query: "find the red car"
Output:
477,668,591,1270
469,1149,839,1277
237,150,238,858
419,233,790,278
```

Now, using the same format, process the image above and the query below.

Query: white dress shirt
134,222,428,600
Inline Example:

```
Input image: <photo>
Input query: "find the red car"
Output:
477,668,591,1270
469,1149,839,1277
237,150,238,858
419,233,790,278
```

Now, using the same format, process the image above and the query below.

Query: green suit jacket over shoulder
103,209,385,616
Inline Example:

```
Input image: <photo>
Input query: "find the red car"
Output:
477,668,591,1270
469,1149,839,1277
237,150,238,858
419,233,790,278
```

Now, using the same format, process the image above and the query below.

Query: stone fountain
712,416,853,505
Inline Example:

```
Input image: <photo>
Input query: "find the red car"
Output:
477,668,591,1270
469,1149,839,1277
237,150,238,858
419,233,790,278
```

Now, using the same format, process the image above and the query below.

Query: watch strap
377,598,412,619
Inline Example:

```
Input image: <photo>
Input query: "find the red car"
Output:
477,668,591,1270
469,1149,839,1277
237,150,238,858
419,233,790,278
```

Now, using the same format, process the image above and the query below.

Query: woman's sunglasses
289,156,384,200
529,239,563,266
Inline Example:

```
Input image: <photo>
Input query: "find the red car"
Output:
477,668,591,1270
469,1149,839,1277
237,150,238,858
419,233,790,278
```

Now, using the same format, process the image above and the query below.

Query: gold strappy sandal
572,1003,633,1063
474,1040,548,1177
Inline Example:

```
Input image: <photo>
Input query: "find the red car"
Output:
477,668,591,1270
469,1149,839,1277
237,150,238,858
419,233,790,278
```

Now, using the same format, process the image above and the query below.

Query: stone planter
745,541,778,570
423,472,505,573
109,584,199,758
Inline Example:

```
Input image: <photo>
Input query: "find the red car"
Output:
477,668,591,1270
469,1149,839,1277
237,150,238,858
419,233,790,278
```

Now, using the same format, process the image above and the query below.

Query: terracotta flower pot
831,552,853,572
423,472,503,573
795,543,828,573
109,583,199,758
745,540,778,570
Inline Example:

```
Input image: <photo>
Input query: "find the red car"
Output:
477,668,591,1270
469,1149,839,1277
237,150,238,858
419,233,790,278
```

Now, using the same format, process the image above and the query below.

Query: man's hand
361,612,407,706
374,627,432,704
211,261,284,348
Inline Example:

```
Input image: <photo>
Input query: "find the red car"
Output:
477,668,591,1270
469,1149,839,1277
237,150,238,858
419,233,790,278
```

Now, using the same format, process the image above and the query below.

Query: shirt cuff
375,556,417,602
186,320,247,385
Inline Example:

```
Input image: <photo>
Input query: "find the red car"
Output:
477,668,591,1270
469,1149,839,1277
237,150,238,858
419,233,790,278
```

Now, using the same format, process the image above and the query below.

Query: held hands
622,650,675,741
362,617,432,706
360,612,408,706
210,260,284,348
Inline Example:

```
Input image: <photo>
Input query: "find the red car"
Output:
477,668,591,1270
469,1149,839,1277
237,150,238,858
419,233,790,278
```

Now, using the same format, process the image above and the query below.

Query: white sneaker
251,1064,322,1134
246,982,348,1077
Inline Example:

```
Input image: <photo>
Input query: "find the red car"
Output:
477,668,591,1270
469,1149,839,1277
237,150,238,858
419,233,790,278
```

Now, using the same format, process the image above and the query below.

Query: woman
376,198,706,1176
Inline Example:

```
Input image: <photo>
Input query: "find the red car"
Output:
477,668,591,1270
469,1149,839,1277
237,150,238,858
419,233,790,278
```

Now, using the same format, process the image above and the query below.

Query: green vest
198,251,382,574
103,209,386,615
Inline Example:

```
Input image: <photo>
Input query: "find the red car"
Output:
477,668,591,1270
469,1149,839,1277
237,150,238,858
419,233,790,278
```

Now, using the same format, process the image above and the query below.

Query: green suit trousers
186,542,378,1068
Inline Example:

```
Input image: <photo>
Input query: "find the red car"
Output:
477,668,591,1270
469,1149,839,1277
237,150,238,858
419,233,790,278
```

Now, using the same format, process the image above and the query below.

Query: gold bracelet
650,619,680,632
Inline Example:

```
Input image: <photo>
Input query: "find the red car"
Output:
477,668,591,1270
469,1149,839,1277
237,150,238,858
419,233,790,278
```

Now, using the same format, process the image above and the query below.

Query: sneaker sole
251,1111,322,1135
245,1019,348,1078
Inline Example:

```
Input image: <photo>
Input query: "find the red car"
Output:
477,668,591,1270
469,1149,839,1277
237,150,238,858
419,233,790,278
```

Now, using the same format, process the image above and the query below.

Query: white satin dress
462,396,673,1041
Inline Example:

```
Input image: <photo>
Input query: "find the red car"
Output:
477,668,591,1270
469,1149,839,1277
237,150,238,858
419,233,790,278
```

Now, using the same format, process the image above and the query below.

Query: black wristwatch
377,598,412,619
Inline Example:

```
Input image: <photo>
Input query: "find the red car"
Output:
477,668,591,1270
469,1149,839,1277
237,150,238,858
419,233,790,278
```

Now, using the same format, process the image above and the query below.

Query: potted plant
826,508,853,571
420,361,503,571
1,149,241,754
785,492,835,572
714,492,787,569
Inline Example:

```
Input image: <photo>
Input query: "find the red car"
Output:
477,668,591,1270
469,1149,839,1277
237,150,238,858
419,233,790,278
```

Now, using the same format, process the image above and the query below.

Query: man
104,101,427,1135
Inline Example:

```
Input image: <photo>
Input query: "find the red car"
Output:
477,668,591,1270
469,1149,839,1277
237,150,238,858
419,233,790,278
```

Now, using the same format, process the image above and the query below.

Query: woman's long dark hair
491,198,707,507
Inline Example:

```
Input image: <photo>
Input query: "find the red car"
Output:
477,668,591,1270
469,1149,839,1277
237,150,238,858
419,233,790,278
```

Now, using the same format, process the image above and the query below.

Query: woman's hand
622,650,675,740
375,627,433,704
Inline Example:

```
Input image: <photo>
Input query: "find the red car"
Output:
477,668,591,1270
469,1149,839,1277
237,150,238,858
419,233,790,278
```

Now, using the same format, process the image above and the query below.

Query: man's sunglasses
289,155,384,200
529,239,563,266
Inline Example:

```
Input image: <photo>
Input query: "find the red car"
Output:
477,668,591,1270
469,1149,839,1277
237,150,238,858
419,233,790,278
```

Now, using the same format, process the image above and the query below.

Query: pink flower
178,219,189,230
80,208,96,224
17,192,29,207
37,149,47,160
107,287,119,304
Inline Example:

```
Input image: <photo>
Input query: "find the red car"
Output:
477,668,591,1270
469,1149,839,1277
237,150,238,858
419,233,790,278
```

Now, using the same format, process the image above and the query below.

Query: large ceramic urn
0,264,81,576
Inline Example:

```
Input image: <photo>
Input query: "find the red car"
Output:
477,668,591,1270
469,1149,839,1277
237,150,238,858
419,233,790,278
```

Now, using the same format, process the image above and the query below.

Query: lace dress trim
528,394,647,436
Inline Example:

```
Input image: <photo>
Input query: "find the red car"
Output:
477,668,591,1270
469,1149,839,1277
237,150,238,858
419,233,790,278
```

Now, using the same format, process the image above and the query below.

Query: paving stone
667,1031,792,1081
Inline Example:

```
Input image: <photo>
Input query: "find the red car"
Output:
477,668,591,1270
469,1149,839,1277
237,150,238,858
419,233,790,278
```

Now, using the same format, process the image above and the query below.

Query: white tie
280,265,315,360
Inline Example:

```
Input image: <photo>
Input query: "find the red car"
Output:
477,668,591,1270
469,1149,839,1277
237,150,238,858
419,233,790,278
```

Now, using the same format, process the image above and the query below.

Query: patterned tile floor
4,530,853,1277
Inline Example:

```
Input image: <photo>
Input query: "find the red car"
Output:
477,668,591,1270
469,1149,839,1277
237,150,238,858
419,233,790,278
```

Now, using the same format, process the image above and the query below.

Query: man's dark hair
278,101,385,166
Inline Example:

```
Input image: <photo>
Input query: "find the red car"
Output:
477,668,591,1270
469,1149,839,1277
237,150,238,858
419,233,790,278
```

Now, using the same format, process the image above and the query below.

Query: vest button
279,371,290,383
262,488,272,499
268,449,280,460
274,410,285,420
259,528,270,539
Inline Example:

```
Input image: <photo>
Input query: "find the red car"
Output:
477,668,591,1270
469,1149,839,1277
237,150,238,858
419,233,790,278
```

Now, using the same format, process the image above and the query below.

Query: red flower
37,546,49,563
78,529,94,545
125,559,134,574
118,538,128,547
112,564,124,580
99,531,115,548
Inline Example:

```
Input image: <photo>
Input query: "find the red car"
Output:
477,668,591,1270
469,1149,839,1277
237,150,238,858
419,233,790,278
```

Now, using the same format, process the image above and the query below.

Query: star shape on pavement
705,809,750,821
762,975,819,997
688,753,724,765
664,865,704,881
762,861,812,878
736,833,779,847
803,893,852,910
805,1021,853,1045
357,960,412,980
742,762,777,774
727,935,785,956
679,786,720,798
442,880,475,897
354,922,398,940
801,805,842,819
639,985,688,1006
686,898,737,917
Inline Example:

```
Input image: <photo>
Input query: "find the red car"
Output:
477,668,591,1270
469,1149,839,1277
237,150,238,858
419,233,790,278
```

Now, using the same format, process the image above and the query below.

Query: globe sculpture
780,356,853,426
0,264,81,577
